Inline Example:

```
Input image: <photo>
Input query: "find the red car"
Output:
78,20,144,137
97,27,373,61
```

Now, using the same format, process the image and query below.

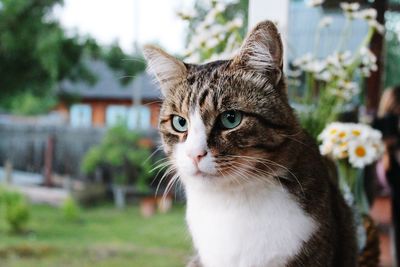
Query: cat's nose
188,150,208,164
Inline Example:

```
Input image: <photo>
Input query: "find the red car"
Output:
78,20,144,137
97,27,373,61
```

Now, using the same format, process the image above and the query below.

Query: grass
0,204,192,267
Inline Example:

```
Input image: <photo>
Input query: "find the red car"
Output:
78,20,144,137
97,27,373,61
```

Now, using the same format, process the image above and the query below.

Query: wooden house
56,60,161,129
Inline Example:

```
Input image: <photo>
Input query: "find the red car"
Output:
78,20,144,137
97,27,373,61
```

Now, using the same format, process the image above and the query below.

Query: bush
7,92,56,115
0,187,30,233
61,197,81,222
82,124,153,191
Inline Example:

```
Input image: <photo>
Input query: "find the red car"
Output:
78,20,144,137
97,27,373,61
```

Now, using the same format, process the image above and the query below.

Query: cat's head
144,21,301,188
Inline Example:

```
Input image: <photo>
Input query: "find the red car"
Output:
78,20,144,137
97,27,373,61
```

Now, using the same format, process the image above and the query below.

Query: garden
1,0,400,266
0,203,190,267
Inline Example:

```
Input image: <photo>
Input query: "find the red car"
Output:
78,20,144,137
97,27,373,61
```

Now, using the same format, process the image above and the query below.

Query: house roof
59,60,162,101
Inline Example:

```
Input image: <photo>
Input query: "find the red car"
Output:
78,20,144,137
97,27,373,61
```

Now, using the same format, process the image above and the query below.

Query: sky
56,0,193,54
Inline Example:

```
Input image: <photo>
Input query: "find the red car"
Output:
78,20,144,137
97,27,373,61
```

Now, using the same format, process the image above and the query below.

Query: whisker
217,154,305,195
144,146,163,164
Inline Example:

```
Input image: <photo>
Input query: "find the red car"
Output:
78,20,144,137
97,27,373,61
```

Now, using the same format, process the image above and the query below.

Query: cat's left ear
232,21,283,84
143,45,187,97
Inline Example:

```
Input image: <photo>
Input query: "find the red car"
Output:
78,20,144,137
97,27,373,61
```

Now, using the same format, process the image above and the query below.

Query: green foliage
7,91,57,115
82,125,153,190
0,186,30,233
61,197,81,222
0,0,89,101
0,0,145,114
384,11,400,88
0,204,189,267
103,43,146,86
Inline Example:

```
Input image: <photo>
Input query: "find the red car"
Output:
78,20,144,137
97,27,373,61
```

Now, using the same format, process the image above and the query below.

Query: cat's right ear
142,45,187,97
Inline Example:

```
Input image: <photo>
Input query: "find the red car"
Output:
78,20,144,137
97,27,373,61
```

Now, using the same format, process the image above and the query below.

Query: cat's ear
142,45,187,96
232,21,283,82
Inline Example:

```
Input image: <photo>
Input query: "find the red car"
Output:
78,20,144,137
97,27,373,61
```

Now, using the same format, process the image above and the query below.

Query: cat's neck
184,174,317,267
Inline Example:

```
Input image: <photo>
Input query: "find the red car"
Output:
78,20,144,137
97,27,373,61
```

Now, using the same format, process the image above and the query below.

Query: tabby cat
143,21,357,267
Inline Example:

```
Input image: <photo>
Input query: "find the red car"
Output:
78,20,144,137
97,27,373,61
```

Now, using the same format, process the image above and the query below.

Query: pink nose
188,150,208,164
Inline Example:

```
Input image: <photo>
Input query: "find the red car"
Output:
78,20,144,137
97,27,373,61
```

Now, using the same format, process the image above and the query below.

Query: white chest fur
185,181,317,267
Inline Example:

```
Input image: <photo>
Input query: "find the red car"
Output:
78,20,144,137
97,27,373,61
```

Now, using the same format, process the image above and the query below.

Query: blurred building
57,60,161,129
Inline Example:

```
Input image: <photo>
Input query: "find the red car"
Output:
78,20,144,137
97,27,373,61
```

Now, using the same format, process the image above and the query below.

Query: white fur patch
184,182,317,267
174,110,216,177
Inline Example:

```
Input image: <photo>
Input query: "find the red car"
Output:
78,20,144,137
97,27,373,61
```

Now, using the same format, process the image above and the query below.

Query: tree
0,0,145,114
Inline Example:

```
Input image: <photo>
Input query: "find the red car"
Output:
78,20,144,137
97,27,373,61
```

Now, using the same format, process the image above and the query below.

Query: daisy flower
348,141,376,168
319,122,384,168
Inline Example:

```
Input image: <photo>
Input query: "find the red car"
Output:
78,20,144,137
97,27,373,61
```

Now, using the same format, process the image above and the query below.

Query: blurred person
375,86,400,266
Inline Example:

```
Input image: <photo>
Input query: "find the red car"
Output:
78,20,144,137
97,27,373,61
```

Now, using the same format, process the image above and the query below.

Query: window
127,106,151,130
70,104,92,127
106,105,128,127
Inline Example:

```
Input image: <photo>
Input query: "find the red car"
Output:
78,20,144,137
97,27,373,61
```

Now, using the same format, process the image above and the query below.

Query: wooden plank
366,0,388,114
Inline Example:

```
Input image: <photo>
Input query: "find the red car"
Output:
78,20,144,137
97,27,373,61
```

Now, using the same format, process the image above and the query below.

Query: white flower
355,8,377,21
348,123,369,140
360,47,377,63
340,2,361,19
304,59,326,73
209,24,225,37
176,7,197,20
214,3,227,13
374,142,385,158
320,141,334,155
315,70,333,81
352,8,384,34
318,122,347,143
228,17,244,29
348,141,376,168
319,122,384,168
330,80,360,101
327,51,352,68
318,16,333,28
339,80,360,94
293,53,314,67
333,142,350,159
359,47,378,76
306,0,325,7
340,2,360,12
205,37,220,48
288,69,302,78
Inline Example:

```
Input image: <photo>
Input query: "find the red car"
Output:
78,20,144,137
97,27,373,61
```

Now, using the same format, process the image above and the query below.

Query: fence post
4,160,13,184
44,135,55,186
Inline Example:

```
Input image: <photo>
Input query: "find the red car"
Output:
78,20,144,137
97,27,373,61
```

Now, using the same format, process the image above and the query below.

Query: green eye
172,115,188,132
220,110,242,129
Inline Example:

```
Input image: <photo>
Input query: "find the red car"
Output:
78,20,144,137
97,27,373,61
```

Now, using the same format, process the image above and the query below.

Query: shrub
61,197,81,222
0,187,30,233
82,124,153,191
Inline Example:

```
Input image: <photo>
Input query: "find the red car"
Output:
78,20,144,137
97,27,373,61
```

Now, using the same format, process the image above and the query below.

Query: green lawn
0,204,192,267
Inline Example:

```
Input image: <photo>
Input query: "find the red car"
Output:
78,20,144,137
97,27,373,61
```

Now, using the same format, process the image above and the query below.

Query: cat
143,21,357,267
